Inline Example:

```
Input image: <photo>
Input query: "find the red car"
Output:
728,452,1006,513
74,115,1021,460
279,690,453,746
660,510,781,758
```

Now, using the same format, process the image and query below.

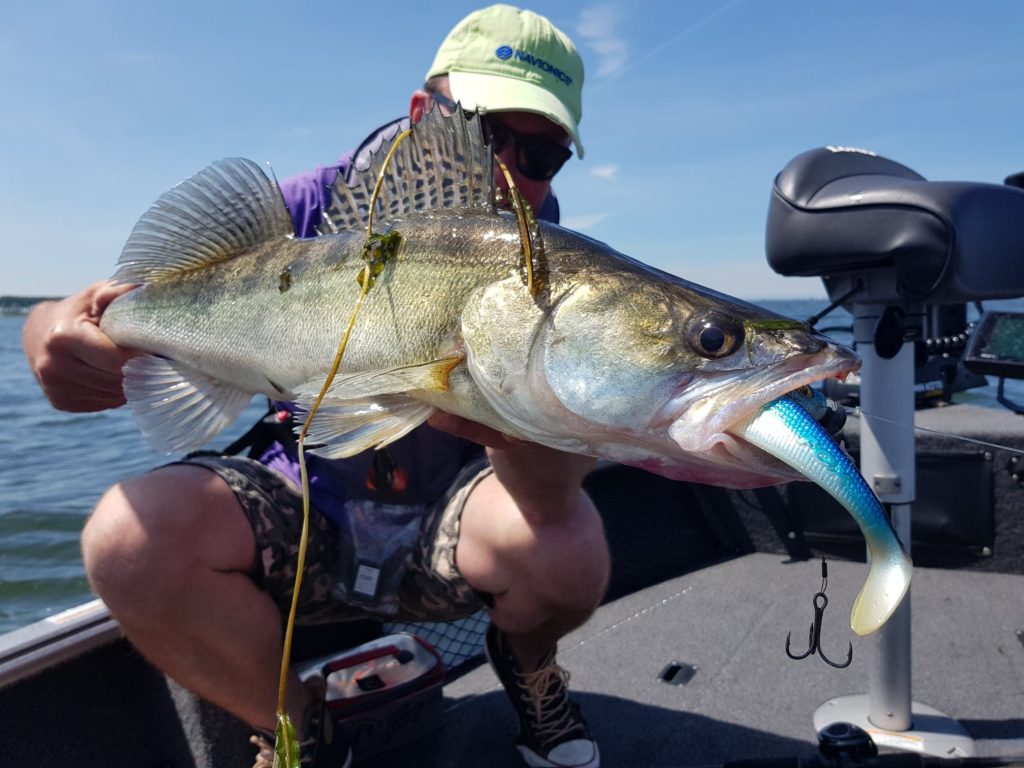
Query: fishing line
844,406,1024,457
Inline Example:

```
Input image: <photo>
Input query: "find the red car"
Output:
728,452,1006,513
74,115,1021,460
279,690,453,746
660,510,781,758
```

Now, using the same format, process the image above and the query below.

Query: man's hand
23,281,138,412
427,411,521,449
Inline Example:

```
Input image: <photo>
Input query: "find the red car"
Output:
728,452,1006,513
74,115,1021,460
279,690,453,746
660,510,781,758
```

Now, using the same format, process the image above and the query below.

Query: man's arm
23,281,138,412
426,412,596,518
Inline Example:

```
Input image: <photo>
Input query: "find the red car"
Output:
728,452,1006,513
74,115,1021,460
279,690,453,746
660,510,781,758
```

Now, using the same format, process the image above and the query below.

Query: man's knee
82,464,252,607
460,482,610,609
547,501,610,611
519,494,610,616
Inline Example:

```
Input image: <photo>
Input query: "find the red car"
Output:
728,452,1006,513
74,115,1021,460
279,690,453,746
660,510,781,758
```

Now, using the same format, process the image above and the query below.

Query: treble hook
785,558,853,669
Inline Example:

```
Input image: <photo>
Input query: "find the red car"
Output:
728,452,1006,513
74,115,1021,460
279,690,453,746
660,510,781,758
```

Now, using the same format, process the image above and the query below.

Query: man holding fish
24,4,913,768
25,6,607,767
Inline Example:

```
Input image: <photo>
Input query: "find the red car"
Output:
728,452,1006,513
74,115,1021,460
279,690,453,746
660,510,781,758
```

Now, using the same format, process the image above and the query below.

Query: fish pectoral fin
122,355,254,454
294,357,464,401
298,395,435,459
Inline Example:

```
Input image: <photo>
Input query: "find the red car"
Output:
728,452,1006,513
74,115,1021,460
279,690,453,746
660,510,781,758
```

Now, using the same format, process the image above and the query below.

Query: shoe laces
514,658,583,746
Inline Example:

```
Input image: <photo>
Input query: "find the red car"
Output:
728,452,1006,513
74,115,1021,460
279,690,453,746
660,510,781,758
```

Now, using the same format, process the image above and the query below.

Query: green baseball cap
426,4,585,158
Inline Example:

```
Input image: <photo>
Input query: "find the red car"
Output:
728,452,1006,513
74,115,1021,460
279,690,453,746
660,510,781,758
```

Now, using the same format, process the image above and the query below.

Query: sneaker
250,694,353,768
485,623,600,768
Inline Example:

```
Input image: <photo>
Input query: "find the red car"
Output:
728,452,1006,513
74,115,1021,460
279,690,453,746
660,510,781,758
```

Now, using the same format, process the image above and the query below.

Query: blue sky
2,0,1022,299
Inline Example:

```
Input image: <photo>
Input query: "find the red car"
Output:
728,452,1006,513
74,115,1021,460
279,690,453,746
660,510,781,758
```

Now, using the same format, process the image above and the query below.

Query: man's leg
455,445,610,669
81,464,312,731
453,444,609,767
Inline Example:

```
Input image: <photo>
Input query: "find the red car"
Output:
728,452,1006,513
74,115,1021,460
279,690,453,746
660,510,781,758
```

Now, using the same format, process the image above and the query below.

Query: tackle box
297,632,445,760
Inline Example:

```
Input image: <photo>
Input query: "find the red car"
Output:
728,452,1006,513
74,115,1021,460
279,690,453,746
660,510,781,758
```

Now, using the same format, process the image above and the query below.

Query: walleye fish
101,104,907,630
737,394,911,634
102,105,855,482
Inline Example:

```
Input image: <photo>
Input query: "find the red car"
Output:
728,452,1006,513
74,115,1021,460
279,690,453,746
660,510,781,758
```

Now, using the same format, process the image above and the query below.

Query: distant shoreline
0,296,64,315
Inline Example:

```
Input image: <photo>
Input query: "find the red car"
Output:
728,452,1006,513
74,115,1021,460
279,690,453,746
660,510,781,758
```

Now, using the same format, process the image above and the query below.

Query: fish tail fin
111,158,295,285
851,534,912,635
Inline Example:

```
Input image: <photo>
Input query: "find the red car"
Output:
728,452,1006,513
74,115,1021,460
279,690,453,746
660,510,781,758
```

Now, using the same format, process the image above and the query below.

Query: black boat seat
766,147,1024,303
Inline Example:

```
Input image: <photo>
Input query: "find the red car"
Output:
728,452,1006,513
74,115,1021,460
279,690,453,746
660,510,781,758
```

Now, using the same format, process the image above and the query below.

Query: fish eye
686,313,743,359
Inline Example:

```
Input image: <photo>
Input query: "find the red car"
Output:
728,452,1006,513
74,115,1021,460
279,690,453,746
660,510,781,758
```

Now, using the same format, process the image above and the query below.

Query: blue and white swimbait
733,392,912,635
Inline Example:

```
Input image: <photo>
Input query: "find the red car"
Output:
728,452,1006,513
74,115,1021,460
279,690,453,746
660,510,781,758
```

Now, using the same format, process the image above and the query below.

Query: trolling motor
765,146,1024,756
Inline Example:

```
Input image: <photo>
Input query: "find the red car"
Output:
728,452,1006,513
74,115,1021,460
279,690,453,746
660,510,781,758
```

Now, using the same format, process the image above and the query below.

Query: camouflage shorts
172,454,490,625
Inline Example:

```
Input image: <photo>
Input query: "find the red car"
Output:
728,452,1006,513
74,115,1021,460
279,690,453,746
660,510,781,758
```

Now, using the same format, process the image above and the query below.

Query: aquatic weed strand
495,156,542,295
273,129,413,767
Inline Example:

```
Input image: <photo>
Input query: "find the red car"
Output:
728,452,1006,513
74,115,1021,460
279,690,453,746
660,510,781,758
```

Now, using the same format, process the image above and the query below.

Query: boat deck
364,553,1024,767
3,403,1024,767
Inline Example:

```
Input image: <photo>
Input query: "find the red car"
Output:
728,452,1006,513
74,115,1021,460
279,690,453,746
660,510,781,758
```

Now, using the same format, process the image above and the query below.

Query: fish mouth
654,345,859,487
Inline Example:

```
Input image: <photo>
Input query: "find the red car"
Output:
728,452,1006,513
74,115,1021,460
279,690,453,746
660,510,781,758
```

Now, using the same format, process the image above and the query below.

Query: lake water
2,296,1023,634
0,308,266,634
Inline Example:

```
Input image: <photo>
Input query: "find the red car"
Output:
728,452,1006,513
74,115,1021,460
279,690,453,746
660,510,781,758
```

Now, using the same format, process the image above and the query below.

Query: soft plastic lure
734,393,912,635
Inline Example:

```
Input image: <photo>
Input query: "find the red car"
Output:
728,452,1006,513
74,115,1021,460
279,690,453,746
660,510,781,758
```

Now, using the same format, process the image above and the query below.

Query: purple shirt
259,117,560,525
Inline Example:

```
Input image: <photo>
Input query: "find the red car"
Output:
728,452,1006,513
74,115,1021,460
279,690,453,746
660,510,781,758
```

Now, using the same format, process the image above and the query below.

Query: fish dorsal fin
112,158,295,284
320,104,495,234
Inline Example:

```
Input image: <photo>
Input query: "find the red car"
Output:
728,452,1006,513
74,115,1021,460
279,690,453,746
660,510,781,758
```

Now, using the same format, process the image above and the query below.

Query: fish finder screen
983,315,1024,361
963,312,1024,378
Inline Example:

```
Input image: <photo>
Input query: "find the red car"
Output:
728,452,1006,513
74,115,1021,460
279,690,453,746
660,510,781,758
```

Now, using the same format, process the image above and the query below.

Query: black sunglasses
430,92,573,182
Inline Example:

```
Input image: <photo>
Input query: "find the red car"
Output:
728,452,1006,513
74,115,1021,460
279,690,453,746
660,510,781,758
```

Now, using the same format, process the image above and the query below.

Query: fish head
461,242,858,487
656,291,859,477
547,270,860,486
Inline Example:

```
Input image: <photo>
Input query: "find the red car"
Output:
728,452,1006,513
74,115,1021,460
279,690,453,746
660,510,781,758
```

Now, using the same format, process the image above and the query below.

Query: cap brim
448,70,584,159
